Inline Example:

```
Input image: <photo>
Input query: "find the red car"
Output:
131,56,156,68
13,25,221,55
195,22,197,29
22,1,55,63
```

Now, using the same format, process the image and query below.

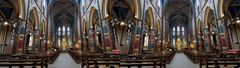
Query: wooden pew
144,51,176,64
0,59,47,68
0,54,10,59
68,50,82,63
119,51,175,68
68,50,175,68
86,58,120,68
120,59,164,68
28,51,60,64
68,51,103,68
184,50,216,63
199,58,240,68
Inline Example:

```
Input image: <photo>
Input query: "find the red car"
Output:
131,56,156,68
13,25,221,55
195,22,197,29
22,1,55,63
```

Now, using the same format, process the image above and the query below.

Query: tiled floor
166,53,199,68
48,53,81,68
0,53,199,68
49,53,198,68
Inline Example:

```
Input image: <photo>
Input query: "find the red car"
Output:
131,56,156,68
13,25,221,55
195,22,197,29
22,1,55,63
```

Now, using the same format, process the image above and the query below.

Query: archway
54,12,74,51
198,19,204,51
18,0,25,19
104,0,137,53
143,8,155,53
27,7,39,50
40,20,46,50
49,0,79,51
88,7,101,52
164,0,193,51
0,0,19,54
81,19,88,51
204,7,217,50
156,19,162,51
221,0,240,49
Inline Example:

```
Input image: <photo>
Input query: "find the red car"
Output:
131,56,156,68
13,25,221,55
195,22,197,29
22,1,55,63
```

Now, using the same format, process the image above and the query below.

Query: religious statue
144,33,149,47
143,33,149,51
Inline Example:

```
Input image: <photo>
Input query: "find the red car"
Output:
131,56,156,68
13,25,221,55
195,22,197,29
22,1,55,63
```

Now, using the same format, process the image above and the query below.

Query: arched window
62,26,66,35
177,26,180,35
182,27,185,35
173,27,175,36
182,27,184,31
177,26,180,31
58,27,61,36
67,26,70,35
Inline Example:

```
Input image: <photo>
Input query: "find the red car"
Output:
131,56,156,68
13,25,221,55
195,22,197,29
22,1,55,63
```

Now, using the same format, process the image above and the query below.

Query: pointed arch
204,7,214,29
145,8,154,29
41,20,46,34
198,19,203,33
18,0,25,19
218,0,224,17
82,19,86,33
89,7,99,29
0,11,5,20
157,19,161,34
29,7,39,29
134,0,140,19
103,0,109,18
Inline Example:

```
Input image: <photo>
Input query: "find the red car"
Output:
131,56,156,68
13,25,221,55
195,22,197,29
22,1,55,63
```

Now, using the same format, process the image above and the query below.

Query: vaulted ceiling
0,0,18,20
164,0,193,28
223,0,240,18
50,0,78,17
108,0,134,22
49,0,78,28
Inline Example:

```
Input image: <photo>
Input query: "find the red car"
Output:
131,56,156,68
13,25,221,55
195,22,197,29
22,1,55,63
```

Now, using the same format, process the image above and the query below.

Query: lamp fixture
236,20,240,24
211,31,215,35
4,21,8,25
120,21,125,26
236,17,240,24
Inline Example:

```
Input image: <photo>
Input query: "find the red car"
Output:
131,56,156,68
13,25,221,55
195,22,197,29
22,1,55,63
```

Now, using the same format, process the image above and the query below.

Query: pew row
0,59,48,68
199,58,240,68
